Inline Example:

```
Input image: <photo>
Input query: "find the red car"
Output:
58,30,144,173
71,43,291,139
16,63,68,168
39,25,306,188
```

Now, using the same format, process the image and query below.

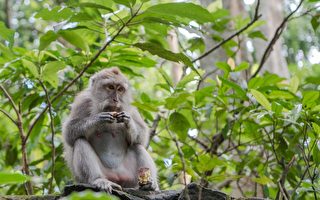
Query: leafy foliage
0,0,319,199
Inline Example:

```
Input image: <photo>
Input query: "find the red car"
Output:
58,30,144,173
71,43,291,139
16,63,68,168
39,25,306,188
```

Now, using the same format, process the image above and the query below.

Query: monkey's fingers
98,112,116,123
116,112,130,123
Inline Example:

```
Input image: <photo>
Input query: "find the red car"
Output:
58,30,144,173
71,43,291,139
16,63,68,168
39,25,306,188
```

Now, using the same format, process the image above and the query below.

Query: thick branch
26,6,142,141
251,0,304,78
192,0,261,63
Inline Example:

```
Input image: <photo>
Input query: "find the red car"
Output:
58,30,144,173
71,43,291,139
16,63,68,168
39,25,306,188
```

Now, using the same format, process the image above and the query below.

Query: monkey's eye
118,87,125,93
107,85,115,90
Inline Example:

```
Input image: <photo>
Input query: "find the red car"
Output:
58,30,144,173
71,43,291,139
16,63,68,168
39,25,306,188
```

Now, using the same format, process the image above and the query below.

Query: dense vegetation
0,0,319,199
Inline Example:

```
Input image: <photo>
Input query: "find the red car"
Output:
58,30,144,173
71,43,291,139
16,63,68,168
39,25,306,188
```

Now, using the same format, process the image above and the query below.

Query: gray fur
62,67,158,192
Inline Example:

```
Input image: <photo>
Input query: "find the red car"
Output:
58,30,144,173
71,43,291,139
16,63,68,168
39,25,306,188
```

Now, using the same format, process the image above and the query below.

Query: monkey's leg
134,145,159,191
72,138,122,193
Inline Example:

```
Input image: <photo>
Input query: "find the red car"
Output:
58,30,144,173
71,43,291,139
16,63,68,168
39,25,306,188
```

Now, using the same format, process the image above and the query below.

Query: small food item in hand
110,112,118,117
138,167,151,186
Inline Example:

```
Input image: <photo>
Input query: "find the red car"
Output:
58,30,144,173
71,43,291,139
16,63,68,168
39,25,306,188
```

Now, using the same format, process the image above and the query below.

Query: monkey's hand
96,112,116,123
115,111,130,124
92,178,122,193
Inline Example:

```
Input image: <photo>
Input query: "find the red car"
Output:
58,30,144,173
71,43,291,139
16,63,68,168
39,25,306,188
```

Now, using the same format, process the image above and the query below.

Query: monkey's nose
113,98,118,103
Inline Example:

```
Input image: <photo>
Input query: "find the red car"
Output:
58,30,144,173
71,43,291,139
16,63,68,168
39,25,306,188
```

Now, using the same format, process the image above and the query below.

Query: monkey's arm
117,108,149,147
63,92,115,146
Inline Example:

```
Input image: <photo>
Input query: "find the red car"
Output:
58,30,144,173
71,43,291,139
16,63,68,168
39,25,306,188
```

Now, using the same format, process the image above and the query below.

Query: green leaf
39,31,58,50
22,59,39,77
313,144,320,165
140,3,213,24
35,7,73,22
289,75,299,93
0,172,29,184
79,3,113,12
59,30,89,51
268,90,295,100
311,16,320,32
176,71,198,89
169,112,190,141
271,102,283,115
165,92,191,110
250,89,271,111
158,68,174,88
252,176,273,185
42,61,66,88
312,123,320,136
215,62,231,72
0,22,15,47
112,0,135,7
248,31,267,41
134,43,192,66
234,62,250,72
220,77,247,100
131,102,158,112
302,91,319,107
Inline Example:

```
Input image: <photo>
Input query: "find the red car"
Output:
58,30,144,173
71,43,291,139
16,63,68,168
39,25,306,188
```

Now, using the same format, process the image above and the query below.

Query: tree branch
251,0,304,78
39,80,56,194
0,108,17,125
192,0,261,63
26,5,143,141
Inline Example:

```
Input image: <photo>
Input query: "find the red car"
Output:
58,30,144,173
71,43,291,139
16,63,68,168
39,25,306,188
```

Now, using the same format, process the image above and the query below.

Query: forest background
0,0,319,199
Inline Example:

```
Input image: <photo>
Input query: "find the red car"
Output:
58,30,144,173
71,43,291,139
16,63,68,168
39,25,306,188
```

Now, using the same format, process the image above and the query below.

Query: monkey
62,67,159,193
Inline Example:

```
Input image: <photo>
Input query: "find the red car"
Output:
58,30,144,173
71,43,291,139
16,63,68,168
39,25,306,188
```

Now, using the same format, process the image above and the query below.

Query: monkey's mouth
103,105,121,112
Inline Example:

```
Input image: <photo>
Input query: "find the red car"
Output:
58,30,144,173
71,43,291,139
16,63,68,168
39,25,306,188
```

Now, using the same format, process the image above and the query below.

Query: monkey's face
91,79,129,112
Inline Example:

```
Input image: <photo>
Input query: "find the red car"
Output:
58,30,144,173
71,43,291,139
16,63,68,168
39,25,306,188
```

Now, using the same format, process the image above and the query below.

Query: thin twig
167,129,190,200
0,84,33,194
251,0,304,78
39,80,56,194
25,5,143,141
0,108,17,125
192,0,261,63
0,85,20,118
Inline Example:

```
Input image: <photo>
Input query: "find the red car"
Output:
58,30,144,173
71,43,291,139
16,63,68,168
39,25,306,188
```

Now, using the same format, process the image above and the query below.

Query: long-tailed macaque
62,67,158,192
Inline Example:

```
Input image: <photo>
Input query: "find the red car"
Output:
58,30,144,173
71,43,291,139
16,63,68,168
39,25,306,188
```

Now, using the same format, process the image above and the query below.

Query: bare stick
251,0,304,78
0,84,33,194
192,0,261,63
26,5,143,141
39,80,56,194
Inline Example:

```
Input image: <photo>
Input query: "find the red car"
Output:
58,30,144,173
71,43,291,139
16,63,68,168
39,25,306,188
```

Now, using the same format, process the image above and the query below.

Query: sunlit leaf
39,31,58,50
59,30,89,51
0,22,15,47
134,42,192,66
35,7,73,22
139,3,213,24
0,172,30,184
250,89,271,111
22,59,39,78
220,77,247,100
251,176,273,185
42,61,66,88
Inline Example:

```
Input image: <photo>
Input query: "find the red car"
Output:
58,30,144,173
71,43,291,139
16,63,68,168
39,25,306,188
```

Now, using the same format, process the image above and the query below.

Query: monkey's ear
110,67,120,75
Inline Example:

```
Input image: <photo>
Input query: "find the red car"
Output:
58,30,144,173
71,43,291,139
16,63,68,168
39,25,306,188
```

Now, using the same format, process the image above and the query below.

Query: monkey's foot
139,180,159,191
92,178,122,193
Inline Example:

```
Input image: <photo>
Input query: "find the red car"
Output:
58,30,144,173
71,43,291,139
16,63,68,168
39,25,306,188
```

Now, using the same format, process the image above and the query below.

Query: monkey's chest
89,131,129,168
